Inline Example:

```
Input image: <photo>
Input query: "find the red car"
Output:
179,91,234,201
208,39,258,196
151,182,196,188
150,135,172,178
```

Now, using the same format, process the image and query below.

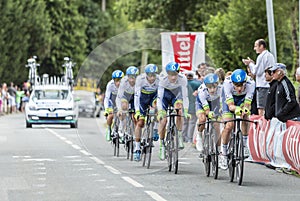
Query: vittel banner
161,32,205,72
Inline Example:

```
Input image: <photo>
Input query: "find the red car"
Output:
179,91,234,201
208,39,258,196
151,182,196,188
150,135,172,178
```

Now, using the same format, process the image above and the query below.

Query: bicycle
110,108,120,157
165,106,181,174
62,57,76,90
141,107,156,168
25,56,40,87
199,117,221,179
223,113,256,185
123,109,135,161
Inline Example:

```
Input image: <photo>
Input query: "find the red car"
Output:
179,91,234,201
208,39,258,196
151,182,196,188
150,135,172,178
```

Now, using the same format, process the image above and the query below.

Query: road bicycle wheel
203,129,210,177
173,126,179,174
211,128,218,179
146,122,154,169
112,119,120,157
236,131,244,185
228,133,235,182
166,130,172,172
141,128,148,167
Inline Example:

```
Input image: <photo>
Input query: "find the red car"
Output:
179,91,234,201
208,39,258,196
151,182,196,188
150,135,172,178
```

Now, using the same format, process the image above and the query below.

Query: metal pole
266,0,277,62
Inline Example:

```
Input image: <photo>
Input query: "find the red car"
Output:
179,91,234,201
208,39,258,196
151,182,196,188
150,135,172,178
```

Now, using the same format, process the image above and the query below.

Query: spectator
0,84,2,115
264,66,278,120
242,39,275,117
16,85,25,112
247,66,258,115
2,83,9,114
215,68,226,85
270,63,300,122
182,71,201,143
197,62,208,82
8,82,17,113
295,67,300,105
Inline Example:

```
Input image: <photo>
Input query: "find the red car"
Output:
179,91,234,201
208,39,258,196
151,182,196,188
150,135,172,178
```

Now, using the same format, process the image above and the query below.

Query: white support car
25,84,78,128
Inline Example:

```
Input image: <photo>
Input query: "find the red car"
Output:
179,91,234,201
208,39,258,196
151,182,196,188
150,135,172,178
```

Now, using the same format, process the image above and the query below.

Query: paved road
0,113,299,201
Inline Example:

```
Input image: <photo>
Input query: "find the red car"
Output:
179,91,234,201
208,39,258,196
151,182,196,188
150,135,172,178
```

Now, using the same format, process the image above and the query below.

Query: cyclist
219,69,255,170
133,64,160,161
196,73,222,154
157,61,190,160
104,70,124,141
116,66,139,143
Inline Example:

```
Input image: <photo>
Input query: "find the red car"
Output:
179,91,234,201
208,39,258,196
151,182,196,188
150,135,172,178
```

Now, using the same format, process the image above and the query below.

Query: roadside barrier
248,115,300,174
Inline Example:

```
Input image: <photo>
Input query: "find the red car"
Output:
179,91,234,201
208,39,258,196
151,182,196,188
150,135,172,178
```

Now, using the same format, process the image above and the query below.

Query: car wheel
26,121,32,128
70,121,78,128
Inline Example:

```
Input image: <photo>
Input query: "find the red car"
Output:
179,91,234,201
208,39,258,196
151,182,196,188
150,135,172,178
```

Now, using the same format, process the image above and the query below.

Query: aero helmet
204,73,219,85
112,70,124,79
126,66,139,76
166,62,180,72
231,69,247,83
145,64,158,74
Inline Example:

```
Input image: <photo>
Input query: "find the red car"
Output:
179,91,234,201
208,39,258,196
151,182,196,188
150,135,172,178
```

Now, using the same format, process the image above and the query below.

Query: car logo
49,108,56,112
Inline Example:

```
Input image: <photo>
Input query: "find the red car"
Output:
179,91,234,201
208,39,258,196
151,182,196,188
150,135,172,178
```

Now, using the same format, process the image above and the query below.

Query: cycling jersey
104,79,118,109
196,83,222,114
157,73,189,110
116,76,135,111
134,73,159,116
223,75,255,106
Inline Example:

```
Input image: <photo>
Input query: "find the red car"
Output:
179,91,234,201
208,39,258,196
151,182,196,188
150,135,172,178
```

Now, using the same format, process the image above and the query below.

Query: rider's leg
196,112,206,152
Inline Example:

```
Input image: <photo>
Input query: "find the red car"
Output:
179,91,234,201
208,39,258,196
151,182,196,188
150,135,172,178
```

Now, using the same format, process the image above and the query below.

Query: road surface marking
89,156,105,165
145,191,167,201
64,155,81,158
23,158,55,162
122,176,143,188
71,144,81,150
80,150,91,156
104,165,121,174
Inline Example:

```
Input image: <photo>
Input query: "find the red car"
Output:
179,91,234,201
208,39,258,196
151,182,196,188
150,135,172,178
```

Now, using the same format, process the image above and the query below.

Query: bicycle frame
123,109,135,161
111,108,120,157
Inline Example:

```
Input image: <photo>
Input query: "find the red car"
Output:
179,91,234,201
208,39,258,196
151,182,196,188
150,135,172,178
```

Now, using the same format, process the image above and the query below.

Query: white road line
178,162,191,165
78,168,94,171
23,159,55,162
71,144,81,150
104,165,121,175
70,159,84,162
35,167,46,170
37,178,46,181
64,155,81,158
34,172,47,175
122,177,143,188
80,150,91,156
65,140,73,145
89,156,105,165
145,191,167,201
33,163,45,166
73,163,89,166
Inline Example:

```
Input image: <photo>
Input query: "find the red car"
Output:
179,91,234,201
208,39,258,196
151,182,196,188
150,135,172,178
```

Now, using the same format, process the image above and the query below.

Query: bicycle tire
146,122,154,169
166,129,172,172
236,131,244,185
141,128,148,167
203,129,210,177
228,132,235,182
173,126,179,174
211,128,218,179
130,118,134,161
113,118,120,157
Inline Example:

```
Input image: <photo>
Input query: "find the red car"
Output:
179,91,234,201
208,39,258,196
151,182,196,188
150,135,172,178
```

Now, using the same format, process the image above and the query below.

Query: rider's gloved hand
208,111,215,119
234,106,243,116
243,107,250,115
104,108,113,117
157,110,166,121
134,110,141,120
184,108,191,119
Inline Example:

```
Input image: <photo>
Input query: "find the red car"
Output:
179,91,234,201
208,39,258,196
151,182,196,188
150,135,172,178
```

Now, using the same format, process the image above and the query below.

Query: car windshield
33,89,69,100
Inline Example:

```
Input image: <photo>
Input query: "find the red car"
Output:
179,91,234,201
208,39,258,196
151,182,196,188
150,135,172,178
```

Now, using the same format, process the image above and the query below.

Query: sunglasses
146,73,156,77
128,75,137,79
206,83,218,89
167,71,178,76
114,78,122,82
265,70,273,76
233,82,245,87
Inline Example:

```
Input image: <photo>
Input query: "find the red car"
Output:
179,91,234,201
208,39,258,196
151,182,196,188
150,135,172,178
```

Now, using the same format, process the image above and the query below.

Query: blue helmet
112,70,124,79
145,64,158,74
166,62,180,72
126,66,139,76
204,73,219,84
231,69,247,83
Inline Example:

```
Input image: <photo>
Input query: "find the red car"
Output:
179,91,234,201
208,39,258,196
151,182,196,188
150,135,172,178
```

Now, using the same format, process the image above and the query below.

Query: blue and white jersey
134,73,159,111
116,75,135,110
197,83,222,110
157,73,189,110
223,75,255,105
104,79,118,109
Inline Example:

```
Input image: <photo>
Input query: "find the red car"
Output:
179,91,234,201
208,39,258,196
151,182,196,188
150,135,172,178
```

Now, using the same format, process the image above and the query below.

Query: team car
25,84,78,128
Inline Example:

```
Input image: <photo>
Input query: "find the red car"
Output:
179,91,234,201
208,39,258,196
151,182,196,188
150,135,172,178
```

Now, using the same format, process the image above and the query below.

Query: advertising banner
161,32,205,73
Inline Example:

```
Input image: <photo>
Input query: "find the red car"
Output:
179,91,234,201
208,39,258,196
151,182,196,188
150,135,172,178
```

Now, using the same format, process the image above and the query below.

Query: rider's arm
223,78,235,112
243,77,256,110
116,78,125,111
181,76,189,110
156,76,165,111
104,80,113,109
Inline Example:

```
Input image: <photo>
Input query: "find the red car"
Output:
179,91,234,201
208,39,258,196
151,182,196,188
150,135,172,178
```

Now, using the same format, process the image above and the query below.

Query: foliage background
0,0,299,90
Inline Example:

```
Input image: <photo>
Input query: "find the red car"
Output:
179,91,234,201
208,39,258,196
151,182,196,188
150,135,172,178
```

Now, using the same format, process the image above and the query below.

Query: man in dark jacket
270,63,300,122
264,66,278,120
